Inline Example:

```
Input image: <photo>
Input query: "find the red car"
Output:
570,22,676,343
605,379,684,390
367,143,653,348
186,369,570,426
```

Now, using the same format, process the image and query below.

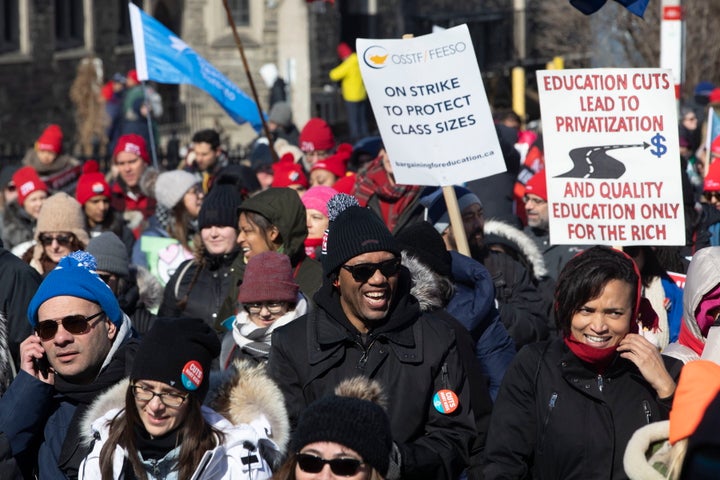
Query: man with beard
522,170,584,281
267,195,476,479
421,186,549,349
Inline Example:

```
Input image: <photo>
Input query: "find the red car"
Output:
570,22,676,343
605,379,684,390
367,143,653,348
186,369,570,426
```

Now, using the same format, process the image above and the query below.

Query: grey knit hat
154,170,199,209
86,231,129,278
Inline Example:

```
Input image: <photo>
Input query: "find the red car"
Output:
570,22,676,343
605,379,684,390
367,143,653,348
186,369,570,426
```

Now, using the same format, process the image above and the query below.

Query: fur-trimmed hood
133,264,163,310
80,360,289,454
402,252,447,312
484,219,549,279
209,359,289,452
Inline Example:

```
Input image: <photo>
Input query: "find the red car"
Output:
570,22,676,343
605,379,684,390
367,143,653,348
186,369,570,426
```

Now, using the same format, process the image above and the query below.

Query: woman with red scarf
483,246,682,479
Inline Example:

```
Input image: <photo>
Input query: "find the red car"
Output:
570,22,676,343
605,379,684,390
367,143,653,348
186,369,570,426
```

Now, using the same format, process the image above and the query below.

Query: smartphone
33,354,50,379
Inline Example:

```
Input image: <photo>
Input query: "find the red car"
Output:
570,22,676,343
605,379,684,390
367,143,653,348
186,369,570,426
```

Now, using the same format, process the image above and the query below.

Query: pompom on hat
524,170,548,201
130,317,221,402
272,153,308,189
36,124,63,154
13,166,48,206
27,251,122,327
113,133,149,164
75,160,110,205
237,251,299,304
299,118,335,153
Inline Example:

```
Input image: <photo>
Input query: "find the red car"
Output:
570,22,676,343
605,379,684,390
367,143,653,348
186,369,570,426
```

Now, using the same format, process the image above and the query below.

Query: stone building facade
0,0,520,162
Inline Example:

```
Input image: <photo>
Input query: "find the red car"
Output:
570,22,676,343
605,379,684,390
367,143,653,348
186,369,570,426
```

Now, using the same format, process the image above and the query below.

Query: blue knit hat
27,251,122,327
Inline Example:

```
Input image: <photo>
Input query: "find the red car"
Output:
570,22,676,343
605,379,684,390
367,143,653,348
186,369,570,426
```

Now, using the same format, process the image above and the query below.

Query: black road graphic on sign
556,143,649,179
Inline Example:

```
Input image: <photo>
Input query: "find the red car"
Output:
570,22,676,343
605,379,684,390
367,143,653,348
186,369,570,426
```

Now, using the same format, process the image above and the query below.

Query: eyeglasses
38,233,73,247
131,384,189,408
523,195,547,206
705,192,720,202
244,301,288,315
296,453,364,476
341,257,401,283
35,311,105,341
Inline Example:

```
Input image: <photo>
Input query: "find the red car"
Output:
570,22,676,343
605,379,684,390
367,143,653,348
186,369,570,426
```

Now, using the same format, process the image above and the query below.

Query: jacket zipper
642,400,652,424
357,336,377,370
538,392,558,454
597,374,604,392
441,363,450,389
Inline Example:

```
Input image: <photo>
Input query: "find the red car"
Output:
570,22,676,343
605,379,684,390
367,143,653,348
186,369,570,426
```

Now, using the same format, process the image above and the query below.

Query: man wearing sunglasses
0,251,138,479
268,198,476,480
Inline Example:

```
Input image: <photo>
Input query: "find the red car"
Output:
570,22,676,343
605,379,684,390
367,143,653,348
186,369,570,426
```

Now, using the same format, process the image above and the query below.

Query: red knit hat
13,166,48,206
75,160,110,205
237,251,299,304
524,169,548,201
705,161,720,192
299,118,336,152
337,42,353,60
310,143,352,178
272,153,309,189
332,173,357,195
127,69,139,84
113,133,149,163
36,124,63,154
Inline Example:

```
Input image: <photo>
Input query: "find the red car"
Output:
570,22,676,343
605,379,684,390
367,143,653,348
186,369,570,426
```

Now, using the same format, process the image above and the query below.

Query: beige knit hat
32,192,90,261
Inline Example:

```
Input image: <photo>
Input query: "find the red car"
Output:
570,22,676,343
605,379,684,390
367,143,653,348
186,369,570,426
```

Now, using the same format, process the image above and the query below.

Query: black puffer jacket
267,270,477,480
483,339,683,479
160,249,241,333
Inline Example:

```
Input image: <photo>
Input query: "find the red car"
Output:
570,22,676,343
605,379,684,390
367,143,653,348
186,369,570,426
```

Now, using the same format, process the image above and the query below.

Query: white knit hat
154,170,199,209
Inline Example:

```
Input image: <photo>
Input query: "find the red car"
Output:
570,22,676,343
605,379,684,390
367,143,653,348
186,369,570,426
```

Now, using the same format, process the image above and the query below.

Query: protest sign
537,68,684,246
357,25,504,186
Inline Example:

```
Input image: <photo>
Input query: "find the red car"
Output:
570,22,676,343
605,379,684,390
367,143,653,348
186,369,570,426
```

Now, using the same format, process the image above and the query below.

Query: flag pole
221,0,278,163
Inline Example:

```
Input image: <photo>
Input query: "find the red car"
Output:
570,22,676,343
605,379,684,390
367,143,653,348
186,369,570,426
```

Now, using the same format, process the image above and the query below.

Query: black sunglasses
296,453,364,476
35,311,105,341
341,257,401,283
38,233,73,247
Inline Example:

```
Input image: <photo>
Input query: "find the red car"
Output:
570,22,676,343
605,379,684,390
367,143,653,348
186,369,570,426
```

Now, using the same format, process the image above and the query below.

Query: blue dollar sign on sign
649,133,667,158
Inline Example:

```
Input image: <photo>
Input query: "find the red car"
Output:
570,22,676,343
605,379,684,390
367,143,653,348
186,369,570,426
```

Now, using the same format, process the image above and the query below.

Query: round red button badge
433,389,459,414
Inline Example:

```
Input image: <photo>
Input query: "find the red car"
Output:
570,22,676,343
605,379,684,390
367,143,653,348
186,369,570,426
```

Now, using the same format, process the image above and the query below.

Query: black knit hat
290,395,393,475
130,317,220,402
322,194,400,277
198,183,243,230
395,221,452,278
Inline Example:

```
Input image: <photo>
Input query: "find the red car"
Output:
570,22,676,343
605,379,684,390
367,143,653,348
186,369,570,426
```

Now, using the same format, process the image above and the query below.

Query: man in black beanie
267,195,476,480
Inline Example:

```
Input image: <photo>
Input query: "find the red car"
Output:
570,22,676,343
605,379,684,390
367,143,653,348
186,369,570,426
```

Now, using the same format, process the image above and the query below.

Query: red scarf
354,157,420,232
304,237,323,259
563,336,619,374
678,321,705,356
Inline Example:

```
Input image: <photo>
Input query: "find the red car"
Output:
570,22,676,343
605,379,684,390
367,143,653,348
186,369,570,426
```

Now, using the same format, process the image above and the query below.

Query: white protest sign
357,25,504,186
537,68,684,246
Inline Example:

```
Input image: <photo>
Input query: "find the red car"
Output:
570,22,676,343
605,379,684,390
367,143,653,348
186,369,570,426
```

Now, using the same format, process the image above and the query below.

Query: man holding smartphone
0,250,138,479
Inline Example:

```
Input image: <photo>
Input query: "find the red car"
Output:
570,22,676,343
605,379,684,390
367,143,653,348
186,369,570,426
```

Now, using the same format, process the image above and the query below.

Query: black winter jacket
483,339,683,479
267,272,477,480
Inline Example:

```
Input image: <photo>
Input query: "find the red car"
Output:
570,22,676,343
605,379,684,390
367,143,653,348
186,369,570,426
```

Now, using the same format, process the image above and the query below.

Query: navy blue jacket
446,251,516,400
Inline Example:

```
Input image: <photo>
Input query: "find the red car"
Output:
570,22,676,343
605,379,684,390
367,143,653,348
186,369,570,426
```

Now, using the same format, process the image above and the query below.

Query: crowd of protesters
2,70,720,480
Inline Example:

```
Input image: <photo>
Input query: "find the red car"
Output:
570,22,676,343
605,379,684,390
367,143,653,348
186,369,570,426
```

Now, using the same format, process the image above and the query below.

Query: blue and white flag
129,3,262,130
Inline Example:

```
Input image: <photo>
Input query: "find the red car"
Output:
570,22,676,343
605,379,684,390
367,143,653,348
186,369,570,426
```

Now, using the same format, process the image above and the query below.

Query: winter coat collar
308,271,421,366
